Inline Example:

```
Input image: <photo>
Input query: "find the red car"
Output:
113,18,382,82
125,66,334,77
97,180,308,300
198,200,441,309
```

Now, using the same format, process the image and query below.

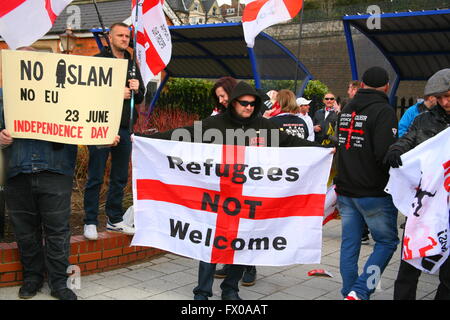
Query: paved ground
0,217,440,300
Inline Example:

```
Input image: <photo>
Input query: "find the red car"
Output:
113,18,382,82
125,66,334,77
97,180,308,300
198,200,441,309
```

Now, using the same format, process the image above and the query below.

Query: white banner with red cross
385,128,450,274
131,136,333,266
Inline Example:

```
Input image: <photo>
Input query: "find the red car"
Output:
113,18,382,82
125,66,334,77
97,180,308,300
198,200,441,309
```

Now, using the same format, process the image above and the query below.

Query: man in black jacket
334,67,399,300
148,81,326,300
385,68,450,300
83,23,145,240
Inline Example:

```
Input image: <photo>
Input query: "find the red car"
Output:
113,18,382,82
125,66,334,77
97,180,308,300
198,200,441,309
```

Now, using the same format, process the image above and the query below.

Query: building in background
220,0,245,22
167,0,224,24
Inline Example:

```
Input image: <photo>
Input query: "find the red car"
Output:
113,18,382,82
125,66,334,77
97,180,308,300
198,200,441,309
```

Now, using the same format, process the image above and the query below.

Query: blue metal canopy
342,9,450,103
92,22,312,109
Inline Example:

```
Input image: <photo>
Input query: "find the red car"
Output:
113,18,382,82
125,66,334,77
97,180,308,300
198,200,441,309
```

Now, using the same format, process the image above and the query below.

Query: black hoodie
334,89,398,197
148,82,320,148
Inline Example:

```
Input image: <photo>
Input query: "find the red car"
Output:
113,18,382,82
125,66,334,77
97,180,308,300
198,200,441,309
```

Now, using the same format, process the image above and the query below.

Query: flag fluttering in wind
0,0,73,49
131,0,172,86
242,0,303,48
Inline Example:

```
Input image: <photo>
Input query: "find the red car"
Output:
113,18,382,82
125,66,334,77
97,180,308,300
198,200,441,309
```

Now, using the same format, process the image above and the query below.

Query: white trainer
344,291,361,300
83,224,98,240
106,220,135,235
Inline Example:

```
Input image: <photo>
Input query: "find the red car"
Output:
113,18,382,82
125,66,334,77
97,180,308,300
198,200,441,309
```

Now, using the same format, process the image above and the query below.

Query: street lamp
59,28,77,54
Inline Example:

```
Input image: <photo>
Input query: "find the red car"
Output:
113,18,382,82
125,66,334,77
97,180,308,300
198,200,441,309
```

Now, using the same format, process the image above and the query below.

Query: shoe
214,265,229,279
221,292,242,300
83,224,98,240
344,291,361,300
361,235,370,245
241,266,256,286
106,220,135,235
18,281,43,299
194,294,208,300
51,288,78,300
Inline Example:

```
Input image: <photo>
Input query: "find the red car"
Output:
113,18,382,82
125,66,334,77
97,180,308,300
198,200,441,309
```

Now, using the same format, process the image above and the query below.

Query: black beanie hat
362,66,389,88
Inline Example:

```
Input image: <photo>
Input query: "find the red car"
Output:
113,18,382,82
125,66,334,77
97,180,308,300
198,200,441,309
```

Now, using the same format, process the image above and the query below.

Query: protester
210,76,258,286
398,95,437,137
83,22,145,240
334,66,399,300
384,68,450,300
269,89,309,140
262,90,280,118
211,76,237,116
0,46,78,300
296,97,315,142
313,92,340,145
142,81,328,300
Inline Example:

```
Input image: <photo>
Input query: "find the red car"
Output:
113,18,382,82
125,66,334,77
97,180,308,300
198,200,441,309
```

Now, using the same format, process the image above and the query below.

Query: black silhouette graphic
412,177,437,217
56,59,67,88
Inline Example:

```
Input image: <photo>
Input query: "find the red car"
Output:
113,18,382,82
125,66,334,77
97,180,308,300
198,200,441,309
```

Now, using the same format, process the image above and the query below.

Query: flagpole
294,6,304,96
92,0,112,49
129,1,140,134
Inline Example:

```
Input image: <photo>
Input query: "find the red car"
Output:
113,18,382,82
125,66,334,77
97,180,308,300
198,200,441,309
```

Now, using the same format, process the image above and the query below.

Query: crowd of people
0,21,449,301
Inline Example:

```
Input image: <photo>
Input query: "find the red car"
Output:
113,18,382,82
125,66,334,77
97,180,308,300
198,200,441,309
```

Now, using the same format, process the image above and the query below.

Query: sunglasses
237,100,256,107
324,97,335,101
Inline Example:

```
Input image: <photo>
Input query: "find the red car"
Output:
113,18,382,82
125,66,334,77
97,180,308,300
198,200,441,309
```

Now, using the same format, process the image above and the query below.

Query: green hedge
155,78,215,119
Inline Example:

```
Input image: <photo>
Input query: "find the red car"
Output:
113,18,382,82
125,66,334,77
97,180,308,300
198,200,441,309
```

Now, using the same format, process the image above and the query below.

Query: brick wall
0,232,165,288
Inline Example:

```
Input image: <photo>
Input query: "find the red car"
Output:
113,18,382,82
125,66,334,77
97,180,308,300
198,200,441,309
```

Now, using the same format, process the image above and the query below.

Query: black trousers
193,261,245,297
6,172,72,291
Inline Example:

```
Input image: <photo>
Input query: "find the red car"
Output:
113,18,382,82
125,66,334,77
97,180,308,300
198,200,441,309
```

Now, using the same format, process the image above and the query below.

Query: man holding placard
83,23,145,240
0,44,123,300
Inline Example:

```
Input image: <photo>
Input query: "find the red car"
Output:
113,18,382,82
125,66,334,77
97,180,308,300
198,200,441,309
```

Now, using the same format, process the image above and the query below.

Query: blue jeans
193,261,245,298
6,172,72,291
84,128,131,225
337,195,399,300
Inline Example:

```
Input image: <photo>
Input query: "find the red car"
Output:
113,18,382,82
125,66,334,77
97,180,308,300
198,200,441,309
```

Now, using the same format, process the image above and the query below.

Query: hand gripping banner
131,136,333,266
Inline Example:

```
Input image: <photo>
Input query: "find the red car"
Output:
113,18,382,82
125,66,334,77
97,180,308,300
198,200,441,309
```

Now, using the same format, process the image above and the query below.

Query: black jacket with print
334,89,398,197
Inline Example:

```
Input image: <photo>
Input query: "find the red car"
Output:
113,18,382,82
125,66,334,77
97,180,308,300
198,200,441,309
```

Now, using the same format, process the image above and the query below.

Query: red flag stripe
0,0,26,18
136,179,325,220
242,0,270,22
45,0,57,23
283,0,303,18
142,0,160,13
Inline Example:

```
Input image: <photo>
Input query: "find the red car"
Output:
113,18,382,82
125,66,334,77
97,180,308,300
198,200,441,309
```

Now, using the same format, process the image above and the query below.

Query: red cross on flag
131,0,171,86
0,0,73,50
131,136,333,266
242,0,303,48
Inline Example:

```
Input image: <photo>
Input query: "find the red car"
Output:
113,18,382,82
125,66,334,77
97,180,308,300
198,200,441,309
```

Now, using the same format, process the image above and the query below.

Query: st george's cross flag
385,128,450,274
131,0,171,85
242,0,303,48
131,136,333,266
0,0,73,50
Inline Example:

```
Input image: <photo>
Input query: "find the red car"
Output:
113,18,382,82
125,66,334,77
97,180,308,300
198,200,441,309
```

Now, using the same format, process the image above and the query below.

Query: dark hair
212,76,238,113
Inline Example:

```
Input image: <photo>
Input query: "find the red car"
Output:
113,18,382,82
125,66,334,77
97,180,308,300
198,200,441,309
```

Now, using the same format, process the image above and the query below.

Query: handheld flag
0,0,73,49
131,0,172,86
242,0,303,48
